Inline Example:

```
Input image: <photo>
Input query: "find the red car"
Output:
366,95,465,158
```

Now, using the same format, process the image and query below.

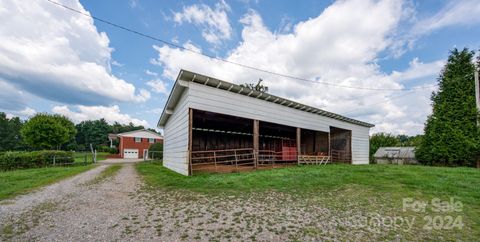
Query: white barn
158,70,374,176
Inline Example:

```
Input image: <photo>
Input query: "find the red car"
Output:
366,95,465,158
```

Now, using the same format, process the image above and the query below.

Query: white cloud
389,58,444,83
19,107,37,117
5,107,37,119
129,0,140,9
173,0,232,44
111,60,124,67
412,0,480,34
136,89,151,102
145,70,158,76
146,79,168,94
0,0,149,105
52,105,149,127
152,0,443,135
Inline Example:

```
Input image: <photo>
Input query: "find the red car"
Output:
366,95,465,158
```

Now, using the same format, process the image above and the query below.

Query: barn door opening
257,121,297,167
190,109,255,174
329,127,352,163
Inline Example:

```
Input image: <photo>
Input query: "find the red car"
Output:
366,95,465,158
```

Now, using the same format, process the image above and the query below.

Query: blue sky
1,0,480,135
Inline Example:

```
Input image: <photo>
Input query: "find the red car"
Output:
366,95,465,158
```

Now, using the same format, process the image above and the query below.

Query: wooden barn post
253,119,259,168
188,108,193,175
296,127,301,164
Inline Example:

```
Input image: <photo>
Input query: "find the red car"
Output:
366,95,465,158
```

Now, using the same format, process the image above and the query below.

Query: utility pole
475,68,480,168
475,69,479,117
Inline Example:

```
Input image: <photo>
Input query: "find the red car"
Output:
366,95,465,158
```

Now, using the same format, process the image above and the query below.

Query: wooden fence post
296,127,301,164
214,151,217,173
234,149,238,172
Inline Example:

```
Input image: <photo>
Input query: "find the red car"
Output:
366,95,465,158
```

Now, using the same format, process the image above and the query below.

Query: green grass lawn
73,152,109,164
137,163,480,239
0,165,93,201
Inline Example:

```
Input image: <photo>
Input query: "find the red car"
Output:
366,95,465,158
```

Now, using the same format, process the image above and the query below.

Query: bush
109,147,118,154
0,150,74,171
149,143,163,160
97,145,118,154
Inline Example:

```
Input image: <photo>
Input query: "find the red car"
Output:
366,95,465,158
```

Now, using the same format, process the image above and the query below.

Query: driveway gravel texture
0,163,416,241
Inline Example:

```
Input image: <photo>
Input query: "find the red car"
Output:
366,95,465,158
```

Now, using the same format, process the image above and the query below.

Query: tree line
0,112,158,152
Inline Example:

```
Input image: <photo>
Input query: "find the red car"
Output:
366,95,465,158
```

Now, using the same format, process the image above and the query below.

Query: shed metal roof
373,147,416,159
158,70,375,128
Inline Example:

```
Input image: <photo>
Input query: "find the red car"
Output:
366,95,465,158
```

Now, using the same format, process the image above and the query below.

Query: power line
46,0,437,92
340,86,436,115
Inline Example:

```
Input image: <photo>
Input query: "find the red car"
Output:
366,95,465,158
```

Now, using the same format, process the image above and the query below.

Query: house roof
116,129,163,139
158,70,375,128
108,133,118,140
373,147,416,159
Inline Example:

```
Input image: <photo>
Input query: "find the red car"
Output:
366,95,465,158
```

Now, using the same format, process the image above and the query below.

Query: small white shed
158,70,374,175
374,147,417,165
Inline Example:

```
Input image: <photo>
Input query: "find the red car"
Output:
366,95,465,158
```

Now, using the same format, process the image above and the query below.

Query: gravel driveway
0,164,155,241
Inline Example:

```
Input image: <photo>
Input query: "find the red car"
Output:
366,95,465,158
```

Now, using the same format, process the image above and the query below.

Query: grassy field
0,165,93,201
137,163,480,240
73,152,109,164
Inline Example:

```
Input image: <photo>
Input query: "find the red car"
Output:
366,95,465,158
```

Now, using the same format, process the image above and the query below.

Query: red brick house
117,129,163,159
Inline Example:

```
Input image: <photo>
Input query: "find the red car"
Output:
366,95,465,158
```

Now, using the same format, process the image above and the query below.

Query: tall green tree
75,119,111,149
110,121,144,134
416,48,480,166
0,113,25,151
21,113,76,150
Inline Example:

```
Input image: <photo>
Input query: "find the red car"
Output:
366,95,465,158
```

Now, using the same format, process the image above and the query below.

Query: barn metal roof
158,70,375,128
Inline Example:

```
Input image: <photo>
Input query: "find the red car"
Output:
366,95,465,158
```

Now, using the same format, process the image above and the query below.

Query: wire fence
146,151,163,163
0,152,97,172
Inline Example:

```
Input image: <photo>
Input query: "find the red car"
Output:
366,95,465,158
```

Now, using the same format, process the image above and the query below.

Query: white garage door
124,149,138,159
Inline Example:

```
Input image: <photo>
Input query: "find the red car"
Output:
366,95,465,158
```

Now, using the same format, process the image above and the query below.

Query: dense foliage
97,145,118,154
21,114,76,150
111,122,147,134
0,113,25,151
148,142,163,160
369,133,422,162
75,119,111,149
416,48,480,166
0,150,74,171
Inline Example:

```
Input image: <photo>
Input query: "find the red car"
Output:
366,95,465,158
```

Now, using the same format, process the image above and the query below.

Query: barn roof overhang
158,70,375,128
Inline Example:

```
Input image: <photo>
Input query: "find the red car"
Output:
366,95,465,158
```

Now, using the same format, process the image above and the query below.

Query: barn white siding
162,89,190,175
187,82,370,164
351,126,370,164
